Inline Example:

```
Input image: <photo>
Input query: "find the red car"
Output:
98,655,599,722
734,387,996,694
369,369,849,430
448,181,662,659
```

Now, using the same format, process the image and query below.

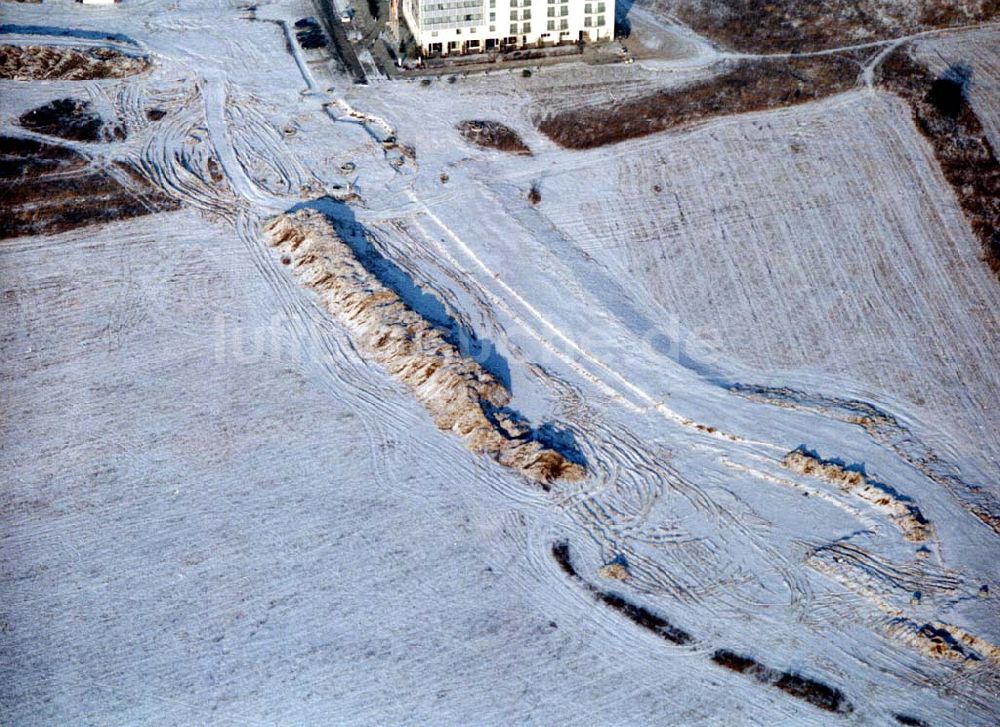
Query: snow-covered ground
2,1,998,724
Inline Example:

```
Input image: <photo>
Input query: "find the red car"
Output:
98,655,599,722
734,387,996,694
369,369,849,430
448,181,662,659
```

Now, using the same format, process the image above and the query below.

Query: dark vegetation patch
554,543,854,712
894,714,930,726
551,541,578,577
877,48,1000,277
0,44,150,80
774,672,849,713
18,98,117,142
294,17,327,50
0,135,85,178
146,107,167,122
0,135,179,240
710,649,761,673
711,650,852,714
527,183,542,205
551,541,692,645
595,590,692,644
456,120,531,154
537,56,858,149
646,0,1000,53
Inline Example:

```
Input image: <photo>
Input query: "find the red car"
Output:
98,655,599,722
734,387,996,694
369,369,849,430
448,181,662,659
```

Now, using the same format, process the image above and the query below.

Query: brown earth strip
0,135,179,240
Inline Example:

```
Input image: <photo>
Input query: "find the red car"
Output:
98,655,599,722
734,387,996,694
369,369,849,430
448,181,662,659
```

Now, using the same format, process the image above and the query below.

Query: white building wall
404,0,612,55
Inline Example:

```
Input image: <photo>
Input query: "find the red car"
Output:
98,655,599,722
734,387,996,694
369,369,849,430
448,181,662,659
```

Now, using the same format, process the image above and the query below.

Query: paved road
313,0,368,84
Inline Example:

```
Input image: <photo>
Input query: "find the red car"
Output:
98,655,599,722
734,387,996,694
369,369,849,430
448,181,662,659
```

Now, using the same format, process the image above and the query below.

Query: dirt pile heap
782,450,932,542
264,209,585,485
0,45,150,81
886,618,1000,666
456,120,531,155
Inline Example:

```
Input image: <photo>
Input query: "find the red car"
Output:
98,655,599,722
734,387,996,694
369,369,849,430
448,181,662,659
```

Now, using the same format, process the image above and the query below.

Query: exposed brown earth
18,98,124,143
782,450,933,542
886,618,1000,666
0,44,150,81
264,210,586,485
711,650,852,714
644,0,999,53
456,120,531,155
0,135,179,240
877,47,1000,277
538,56,858,149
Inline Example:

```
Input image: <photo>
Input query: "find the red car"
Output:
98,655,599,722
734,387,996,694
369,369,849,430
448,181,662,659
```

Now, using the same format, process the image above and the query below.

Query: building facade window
547,19,554,29
509,22,517,33
596,14,604,25
559,18,567,29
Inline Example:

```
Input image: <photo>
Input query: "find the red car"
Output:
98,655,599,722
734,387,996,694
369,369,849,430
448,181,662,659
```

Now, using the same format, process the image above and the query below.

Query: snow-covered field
2,1,998,724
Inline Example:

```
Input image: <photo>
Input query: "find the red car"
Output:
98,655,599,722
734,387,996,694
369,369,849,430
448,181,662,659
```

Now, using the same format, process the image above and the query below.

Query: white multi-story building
400,0,613,56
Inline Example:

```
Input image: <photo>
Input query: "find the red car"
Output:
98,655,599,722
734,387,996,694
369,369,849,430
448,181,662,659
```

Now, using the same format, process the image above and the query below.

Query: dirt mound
264,210,585,485
456,121,531,155
886,618,1000,666
782,450,932,542
537,57,857,149
0,135,179,239
0,44,150,81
